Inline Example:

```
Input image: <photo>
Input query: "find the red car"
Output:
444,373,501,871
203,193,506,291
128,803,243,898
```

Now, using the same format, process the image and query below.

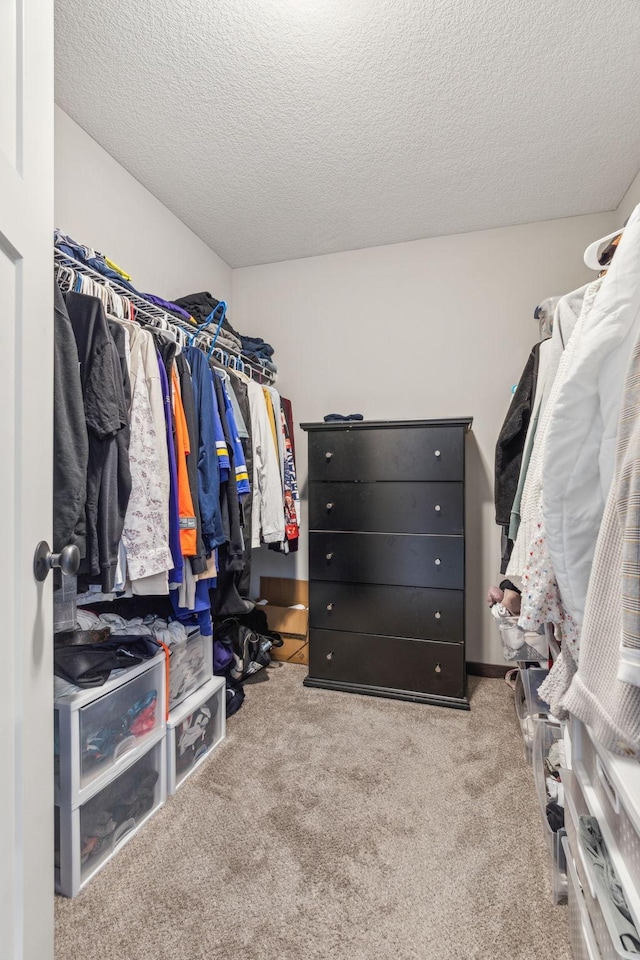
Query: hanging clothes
53,283,88,556
184,347,225,553
267,386,285,480
562,316,640,757
65,291,131,593
213,372,244,571
536,210,640,713
506,284,591,580
508,335,553,543
105,320,133,589
157,354,183,589
212,381,230,482
118,323,172,594
515,280,603,649
281,399,300,545
247,377,285,548
174,352,208,576
544,204,640,628
229,373,254,596
214,371,250,497
226,377,250,441
262,386,280,460
281,396,299,552
55,233,295,637
494,343,541,528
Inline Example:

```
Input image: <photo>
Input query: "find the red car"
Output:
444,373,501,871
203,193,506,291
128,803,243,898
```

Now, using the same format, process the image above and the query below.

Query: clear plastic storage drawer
563,765,640,960
532,719,567,904
522,666,552,718
55,653,166,806
55,737,166,898
564,836,602,960
574,720,640,904
168,628,213,712
496,615,548,662
167,676,226,795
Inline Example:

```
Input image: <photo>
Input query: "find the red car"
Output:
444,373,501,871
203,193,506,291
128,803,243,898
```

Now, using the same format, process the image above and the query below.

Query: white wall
54,107,232,301
617,169,640,224
232,211,617,664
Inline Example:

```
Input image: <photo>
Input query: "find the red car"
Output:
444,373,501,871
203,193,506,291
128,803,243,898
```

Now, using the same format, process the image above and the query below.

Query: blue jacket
185,348,225,552
216,373,251,496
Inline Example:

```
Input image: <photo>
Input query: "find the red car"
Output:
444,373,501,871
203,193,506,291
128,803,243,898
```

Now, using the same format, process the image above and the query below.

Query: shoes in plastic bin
492,606,547,661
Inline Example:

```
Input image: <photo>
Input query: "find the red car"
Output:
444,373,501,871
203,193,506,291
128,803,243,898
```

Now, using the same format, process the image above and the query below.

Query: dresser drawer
309,629,465,700
308,426,464,481
309,532,464,589
309,581,464,642
308,481,463,535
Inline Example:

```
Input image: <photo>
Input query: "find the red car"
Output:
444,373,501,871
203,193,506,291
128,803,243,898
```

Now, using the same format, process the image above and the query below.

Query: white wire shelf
54,248,277,383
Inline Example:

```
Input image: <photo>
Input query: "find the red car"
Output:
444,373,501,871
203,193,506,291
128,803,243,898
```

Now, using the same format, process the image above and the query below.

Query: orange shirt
171,367,197,557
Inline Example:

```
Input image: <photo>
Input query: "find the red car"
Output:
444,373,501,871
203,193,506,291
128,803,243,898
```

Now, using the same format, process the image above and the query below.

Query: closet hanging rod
53,248,277,384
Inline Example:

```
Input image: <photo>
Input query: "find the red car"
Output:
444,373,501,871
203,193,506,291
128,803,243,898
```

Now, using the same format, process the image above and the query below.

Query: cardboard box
272,634,309,665
259,578,309,665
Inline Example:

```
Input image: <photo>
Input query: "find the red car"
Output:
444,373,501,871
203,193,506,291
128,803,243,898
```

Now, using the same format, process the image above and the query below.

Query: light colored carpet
55,666,570,960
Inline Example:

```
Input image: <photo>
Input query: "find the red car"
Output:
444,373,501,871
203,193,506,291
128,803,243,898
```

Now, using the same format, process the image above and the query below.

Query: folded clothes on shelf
323,413,364,422
54,635,160,688
57,612,209,703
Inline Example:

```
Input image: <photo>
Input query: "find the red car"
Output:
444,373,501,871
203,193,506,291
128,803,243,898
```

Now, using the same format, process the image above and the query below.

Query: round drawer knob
326,602,334,611
326,552,334,561
434,504,441,512
435,663,442,674
326,651,333,661
434,449,441,458
435,611,441,620
326,502,334,510
435,558,441,566
325,451,333,461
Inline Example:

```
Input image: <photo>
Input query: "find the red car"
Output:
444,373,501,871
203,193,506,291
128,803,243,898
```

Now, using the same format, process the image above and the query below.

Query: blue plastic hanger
188,300,227,348
206,302,228,359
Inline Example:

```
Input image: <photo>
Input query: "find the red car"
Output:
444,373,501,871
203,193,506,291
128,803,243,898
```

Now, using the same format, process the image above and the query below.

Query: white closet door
0,1,54,958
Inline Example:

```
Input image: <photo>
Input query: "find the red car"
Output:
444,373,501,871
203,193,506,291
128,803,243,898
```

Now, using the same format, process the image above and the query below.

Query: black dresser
301,418,473,710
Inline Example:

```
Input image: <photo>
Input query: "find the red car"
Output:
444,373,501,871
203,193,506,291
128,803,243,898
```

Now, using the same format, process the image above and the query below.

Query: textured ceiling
55,0,640,267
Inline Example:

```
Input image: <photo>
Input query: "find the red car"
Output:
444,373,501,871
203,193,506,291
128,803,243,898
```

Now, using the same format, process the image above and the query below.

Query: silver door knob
326,552,334,561
434,504,441,512
435,558,441,566
434,450,441,458
33,541,80,582
326,502,334,510
325,451,333,460
326,603,334,611
435,611,441,620
435,663,442,674
326,651,333,661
